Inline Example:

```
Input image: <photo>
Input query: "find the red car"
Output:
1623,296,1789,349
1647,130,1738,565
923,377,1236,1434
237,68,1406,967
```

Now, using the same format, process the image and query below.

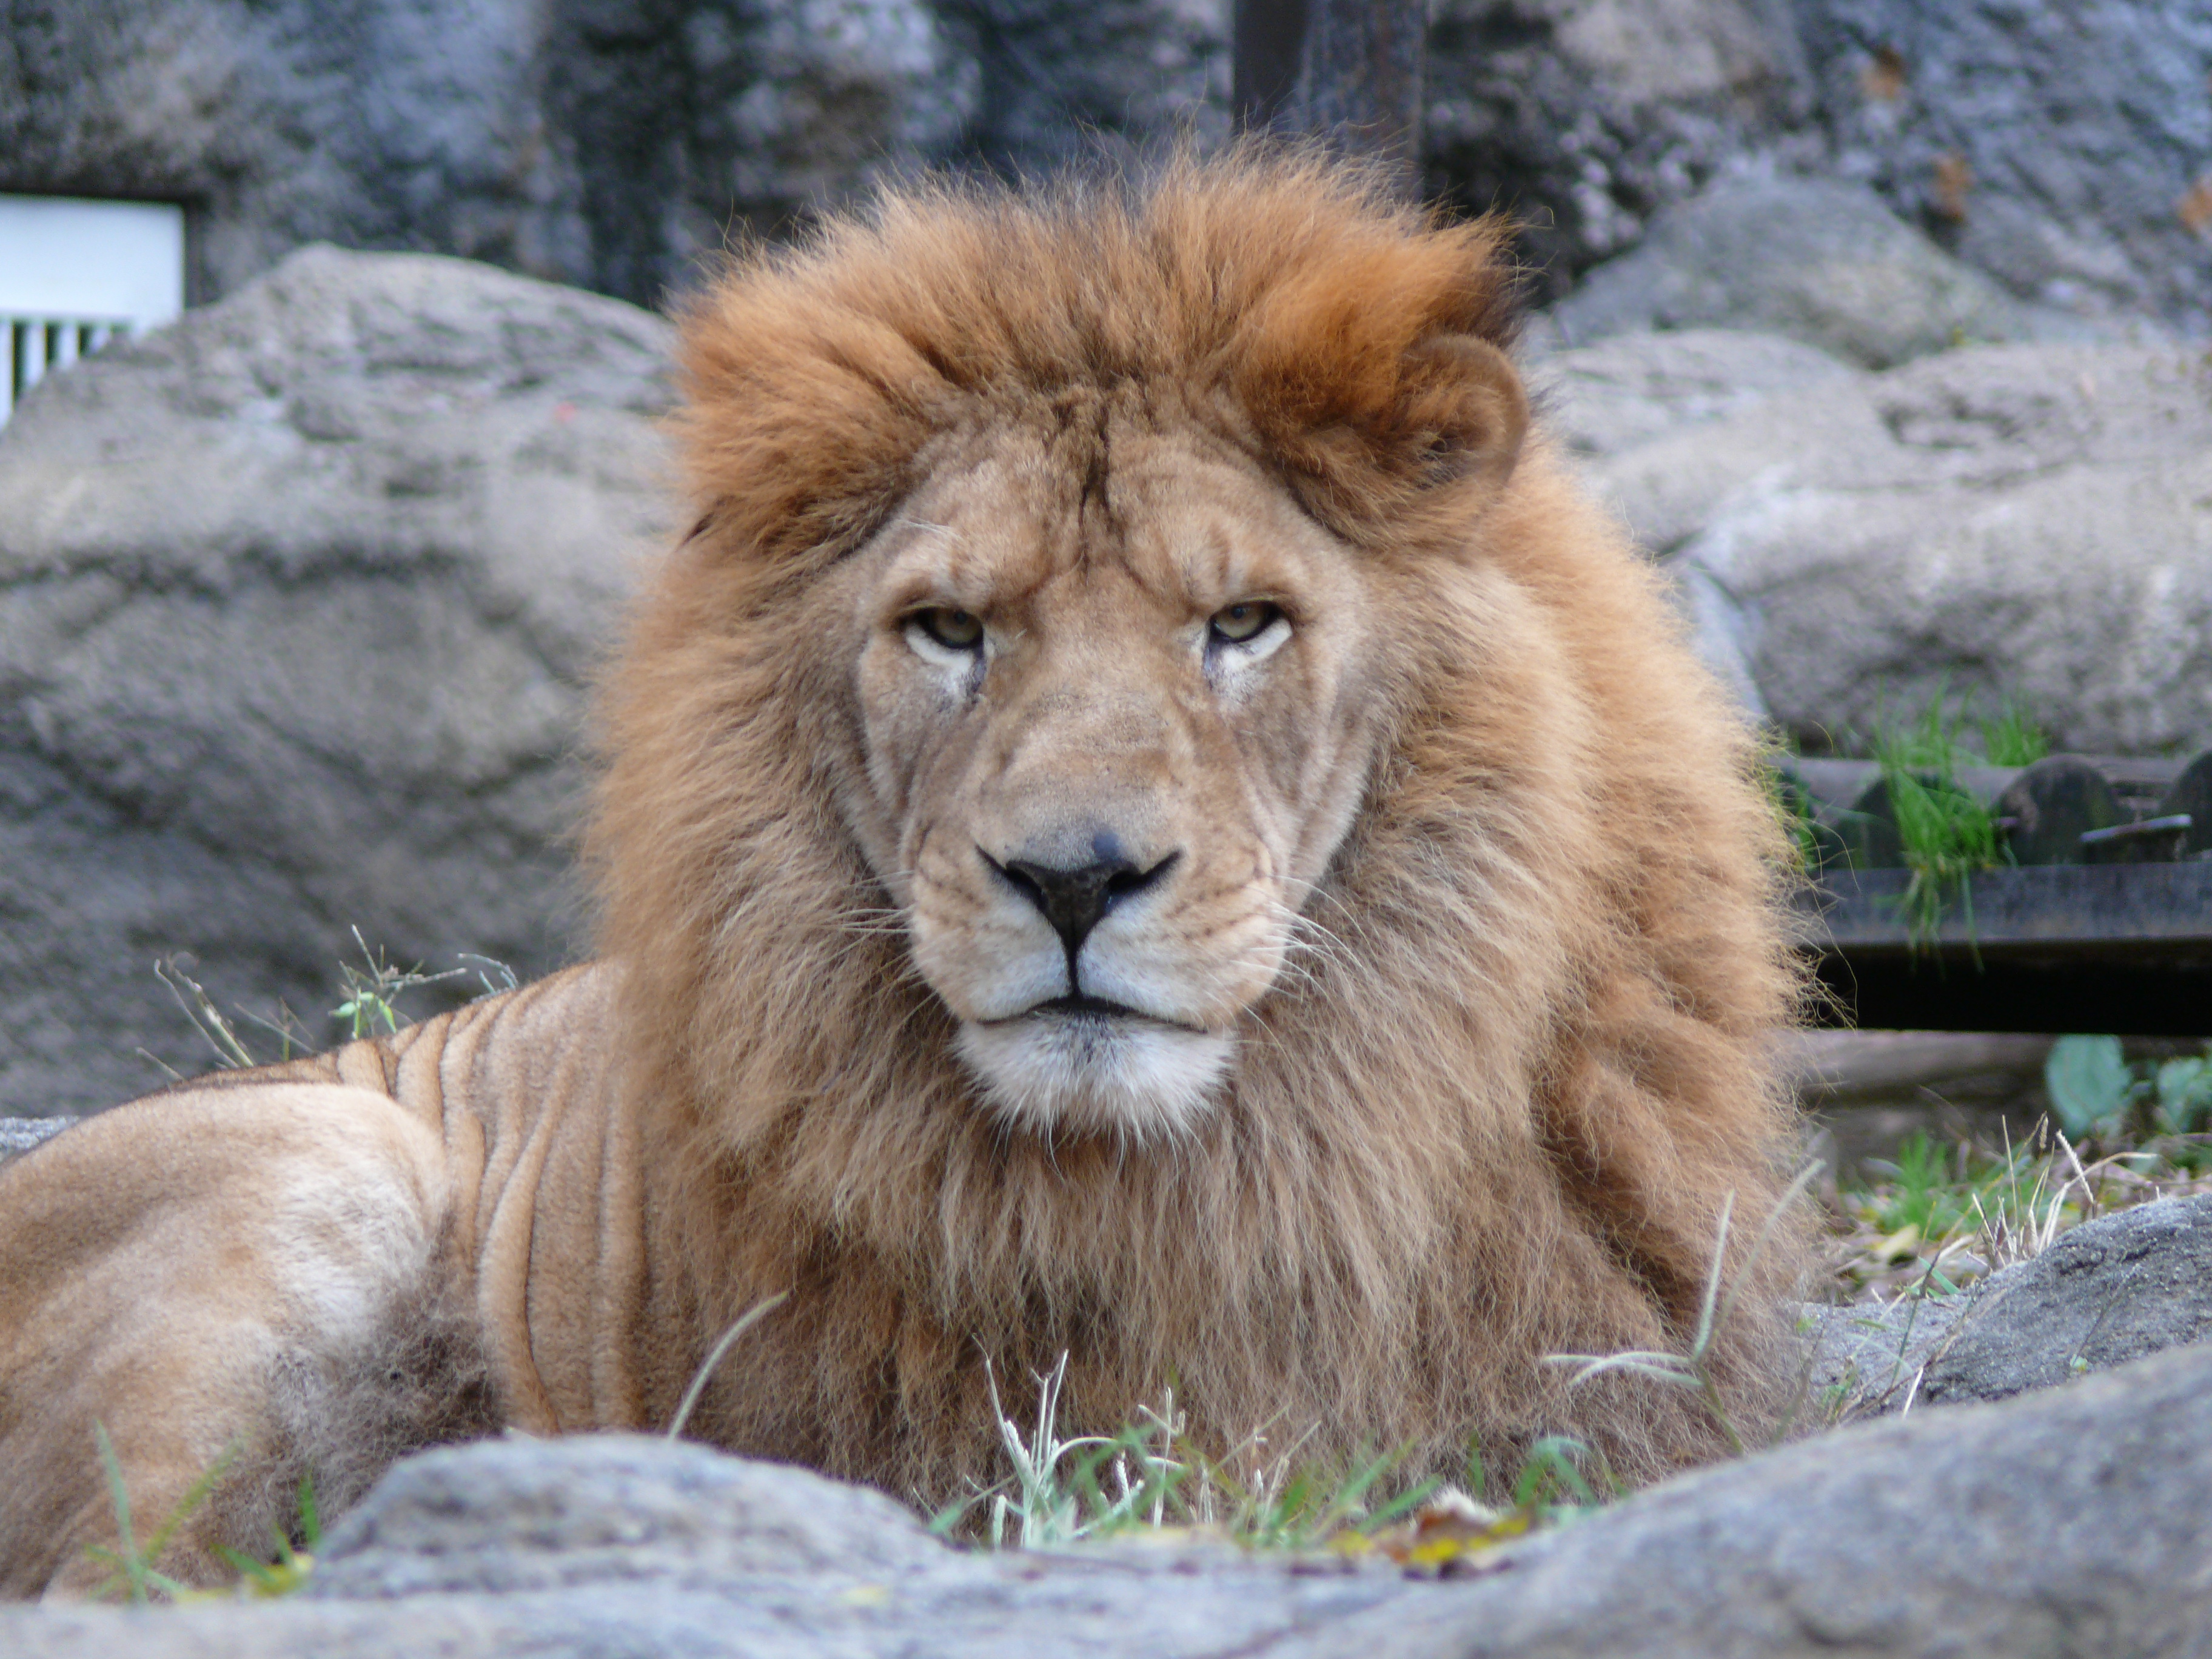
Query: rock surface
1807,1195,2212,1415
1544,173,2098,367
0,0,976,307
1922,1195,2212,1407
0,1117,65,1161
1435,2,2211,335
1795,0,2212,331
1424,0,1820,300
0,244,670,1115
1527,325,1857,458
10,0,2205,340
4,1342,2211,1655
1571,335,2212,751
0,0,1230,309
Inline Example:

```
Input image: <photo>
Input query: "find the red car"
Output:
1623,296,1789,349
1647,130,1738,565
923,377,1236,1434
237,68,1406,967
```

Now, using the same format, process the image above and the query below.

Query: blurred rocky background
7,1,2207,324
1,0,2208,1114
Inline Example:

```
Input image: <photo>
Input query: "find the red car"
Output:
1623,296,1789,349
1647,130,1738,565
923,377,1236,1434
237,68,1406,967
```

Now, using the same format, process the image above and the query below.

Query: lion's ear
1394,335,1528,498
1238,328,1531,545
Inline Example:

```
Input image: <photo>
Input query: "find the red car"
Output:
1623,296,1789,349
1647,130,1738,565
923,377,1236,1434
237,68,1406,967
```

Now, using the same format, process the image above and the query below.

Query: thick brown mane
589,149,1806,1499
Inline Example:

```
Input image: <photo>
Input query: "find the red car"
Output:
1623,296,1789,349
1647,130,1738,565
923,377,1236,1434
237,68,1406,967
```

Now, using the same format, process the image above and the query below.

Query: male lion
0,152,1805,1597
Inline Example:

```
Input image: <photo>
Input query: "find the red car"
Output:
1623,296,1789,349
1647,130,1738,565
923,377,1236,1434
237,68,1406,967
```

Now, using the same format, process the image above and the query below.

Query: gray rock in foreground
1290,1341,2212,1659
6,1343,2211,1656
0,245,672,1115
1806,1196,2212,1417
1923,1195,2212,1406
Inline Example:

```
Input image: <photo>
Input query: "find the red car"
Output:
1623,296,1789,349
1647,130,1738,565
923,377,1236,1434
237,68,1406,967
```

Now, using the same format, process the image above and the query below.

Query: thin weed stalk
84,1424,238,1603
1549,1161,1822,1456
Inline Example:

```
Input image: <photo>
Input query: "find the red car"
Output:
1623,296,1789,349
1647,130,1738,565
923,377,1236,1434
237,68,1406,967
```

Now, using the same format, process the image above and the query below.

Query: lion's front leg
0,1084,502,1599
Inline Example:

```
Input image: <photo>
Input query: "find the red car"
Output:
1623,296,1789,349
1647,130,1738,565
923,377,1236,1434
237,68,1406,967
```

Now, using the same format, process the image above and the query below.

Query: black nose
989,849,1179,953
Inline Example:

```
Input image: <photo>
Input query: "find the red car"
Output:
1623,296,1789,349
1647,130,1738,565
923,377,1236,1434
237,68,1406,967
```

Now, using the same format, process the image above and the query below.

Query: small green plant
330,927,469,1040
87,1426,325,1601
152,936,515,1079
1977,702,2051,767
1862,1133,1984,1244
219,1477,323,1598
1506,1436,1600,1518
2043,1036,2138,1139
1835,686,2051,948
2156,1054,2212,1134
85,1426,243,1603
2044,1036,2212,1142
940,1358,1605,1555
1830,1087,2212,1302
1864,690,2007,950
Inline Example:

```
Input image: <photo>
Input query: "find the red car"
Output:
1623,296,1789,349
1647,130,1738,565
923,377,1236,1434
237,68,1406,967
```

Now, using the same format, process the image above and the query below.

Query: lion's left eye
912,608,984,651
1209,602,1281,645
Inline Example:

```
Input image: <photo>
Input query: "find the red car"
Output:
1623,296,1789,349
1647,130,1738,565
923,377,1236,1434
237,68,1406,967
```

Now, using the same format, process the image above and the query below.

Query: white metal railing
0,195,185,428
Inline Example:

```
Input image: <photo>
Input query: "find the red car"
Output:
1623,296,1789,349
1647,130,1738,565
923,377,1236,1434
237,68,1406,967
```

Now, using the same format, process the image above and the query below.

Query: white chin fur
956,1014,1233,1142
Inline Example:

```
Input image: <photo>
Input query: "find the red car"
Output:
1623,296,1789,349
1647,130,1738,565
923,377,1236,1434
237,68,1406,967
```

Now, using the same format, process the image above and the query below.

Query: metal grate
5,318,130,422
0,195,184,428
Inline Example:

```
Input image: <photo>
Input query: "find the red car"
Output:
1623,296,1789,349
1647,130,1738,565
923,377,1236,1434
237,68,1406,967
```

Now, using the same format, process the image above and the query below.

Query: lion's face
834,398,1388,1141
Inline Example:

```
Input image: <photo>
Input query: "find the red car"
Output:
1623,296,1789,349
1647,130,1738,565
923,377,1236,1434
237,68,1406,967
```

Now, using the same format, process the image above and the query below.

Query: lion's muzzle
985,843,1182,984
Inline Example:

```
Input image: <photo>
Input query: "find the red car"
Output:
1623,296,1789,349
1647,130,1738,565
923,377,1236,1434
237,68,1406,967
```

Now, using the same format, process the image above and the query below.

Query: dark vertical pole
1233,0,1424,198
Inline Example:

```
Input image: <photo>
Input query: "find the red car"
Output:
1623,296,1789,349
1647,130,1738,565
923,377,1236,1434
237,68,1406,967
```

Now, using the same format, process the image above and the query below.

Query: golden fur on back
0,153,1809,1598
591,149,1808,1495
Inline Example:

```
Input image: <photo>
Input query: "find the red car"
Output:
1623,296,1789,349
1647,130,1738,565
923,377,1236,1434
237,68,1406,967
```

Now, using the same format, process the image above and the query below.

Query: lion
0,150,1806,1598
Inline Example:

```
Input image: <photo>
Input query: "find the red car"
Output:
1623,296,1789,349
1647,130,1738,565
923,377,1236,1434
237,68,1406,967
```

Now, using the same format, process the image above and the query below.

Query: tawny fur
591,149,1808,1498
0,151,1808,1596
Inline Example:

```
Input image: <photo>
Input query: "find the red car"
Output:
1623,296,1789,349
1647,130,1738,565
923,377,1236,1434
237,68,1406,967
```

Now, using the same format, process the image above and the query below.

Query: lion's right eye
1209,602,1281,644
911,608,984,651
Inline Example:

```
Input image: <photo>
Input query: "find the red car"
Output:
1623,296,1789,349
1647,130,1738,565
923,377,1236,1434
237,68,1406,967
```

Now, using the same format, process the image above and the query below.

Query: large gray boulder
4,1342,2210,1655
1526,325,1858,458
1545,173,2100,368
0,244,672,1116
1578,338,2212,752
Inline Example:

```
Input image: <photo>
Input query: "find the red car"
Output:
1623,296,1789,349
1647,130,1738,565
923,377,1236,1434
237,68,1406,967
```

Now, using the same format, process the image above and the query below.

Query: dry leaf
1355,1489,1533,1575
1860,46,1908,104
1931,155,1972,223
2179,176,2212,238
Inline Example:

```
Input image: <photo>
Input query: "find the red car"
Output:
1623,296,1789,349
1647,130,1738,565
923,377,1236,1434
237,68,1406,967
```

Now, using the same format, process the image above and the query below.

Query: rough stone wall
1424,0,1823,303
5,2,2205,330
0,0,988,309
0,0,1221,312
1426,1,2212,330
1797,0,2212,326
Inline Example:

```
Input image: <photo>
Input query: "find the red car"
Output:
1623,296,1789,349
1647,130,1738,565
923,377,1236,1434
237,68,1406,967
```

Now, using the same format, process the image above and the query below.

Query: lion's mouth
1033,993,1144,1020
956,994,1236,1139
990,994,1204,1034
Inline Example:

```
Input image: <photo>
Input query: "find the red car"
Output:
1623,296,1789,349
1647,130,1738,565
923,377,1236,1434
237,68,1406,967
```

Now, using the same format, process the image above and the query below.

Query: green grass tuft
1866,690,2008,951
939,1356,1609,1558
